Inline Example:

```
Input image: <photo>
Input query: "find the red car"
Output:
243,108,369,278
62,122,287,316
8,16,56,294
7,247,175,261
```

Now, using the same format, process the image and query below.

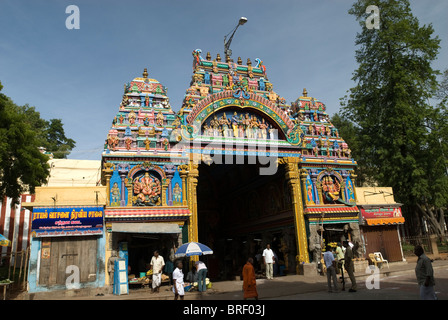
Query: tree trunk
416,203,444,238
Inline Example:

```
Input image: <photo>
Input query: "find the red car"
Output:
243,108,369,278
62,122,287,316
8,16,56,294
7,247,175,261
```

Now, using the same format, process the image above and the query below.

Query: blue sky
1,0,447,160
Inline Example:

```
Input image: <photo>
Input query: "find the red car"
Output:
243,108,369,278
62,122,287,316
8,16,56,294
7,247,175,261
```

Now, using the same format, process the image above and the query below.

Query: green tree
0,82,50,203
17,105,76,159
341,0,447,236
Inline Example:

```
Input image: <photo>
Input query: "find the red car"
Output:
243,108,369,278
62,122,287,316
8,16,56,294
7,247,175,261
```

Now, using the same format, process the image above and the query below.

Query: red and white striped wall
0,194,35,256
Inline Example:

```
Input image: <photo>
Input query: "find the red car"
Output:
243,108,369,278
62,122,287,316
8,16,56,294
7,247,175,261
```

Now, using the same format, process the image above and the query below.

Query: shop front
104,207,190,288
23,186,107,294
357,187,405,262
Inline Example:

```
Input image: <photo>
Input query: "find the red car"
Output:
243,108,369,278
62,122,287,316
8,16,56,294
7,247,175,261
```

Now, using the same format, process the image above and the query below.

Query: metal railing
0,247,30,291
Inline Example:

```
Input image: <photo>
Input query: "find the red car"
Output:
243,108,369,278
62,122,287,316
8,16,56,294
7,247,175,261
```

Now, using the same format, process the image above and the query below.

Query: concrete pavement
19,254,447,300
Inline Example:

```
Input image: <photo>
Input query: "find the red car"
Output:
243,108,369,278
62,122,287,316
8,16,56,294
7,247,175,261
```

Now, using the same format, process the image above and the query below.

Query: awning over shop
105,207,191,220
305,205,359,215
111,222,181,234
365,217,405,226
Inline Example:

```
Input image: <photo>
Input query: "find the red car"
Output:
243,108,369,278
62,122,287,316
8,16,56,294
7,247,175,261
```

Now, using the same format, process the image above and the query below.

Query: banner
31,206,104,237
360,207,402,219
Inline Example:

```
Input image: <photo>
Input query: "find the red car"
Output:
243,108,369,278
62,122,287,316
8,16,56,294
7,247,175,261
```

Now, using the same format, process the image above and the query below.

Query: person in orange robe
242,258,258,300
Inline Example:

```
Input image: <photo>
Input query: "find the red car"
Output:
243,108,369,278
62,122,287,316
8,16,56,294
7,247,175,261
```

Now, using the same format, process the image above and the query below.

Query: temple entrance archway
196,159,299,280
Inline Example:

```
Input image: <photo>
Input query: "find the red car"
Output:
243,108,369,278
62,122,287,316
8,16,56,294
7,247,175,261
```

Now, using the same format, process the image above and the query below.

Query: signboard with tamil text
31,206,104,237
360,207,402,219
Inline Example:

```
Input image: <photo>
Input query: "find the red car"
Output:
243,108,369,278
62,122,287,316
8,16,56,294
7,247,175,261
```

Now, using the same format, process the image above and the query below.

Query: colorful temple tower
101,50,360,279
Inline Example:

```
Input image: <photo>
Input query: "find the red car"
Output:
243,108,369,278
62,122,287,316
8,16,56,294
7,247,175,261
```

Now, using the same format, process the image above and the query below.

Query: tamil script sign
31,206,104,237
360,207,402,219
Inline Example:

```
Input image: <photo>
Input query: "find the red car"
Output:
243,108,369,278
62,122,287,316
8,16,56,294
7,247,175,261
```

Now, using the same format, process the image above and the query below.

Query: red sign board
360,207,402,219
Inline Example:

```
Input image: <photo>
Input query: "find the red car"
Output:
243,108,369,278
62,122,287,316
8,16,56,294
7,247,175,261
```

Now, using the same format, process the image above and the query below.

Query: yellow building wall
356,187,398,205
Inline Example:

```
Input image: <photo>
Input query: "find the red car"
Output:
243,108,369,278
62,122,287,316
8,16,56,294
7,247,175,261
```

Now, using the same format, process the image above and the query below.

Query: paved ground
14,253,447,301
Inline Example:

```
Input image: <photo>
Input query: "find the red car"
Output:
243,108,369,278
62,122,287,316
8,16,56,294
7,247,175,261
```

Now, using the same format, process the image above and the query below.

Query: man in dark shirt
414,245,437,300
343,240,357,292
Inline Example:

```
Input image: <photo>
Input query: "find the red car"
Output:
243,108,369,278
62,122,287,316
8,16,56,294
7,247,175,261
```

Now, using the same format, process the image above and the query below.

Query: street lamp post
224,17,247,61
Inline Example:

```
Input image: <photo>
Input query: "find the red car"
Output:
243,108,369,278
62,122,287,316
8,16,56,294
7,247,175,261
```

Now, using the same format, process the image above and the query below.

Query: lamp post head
239,17,248,25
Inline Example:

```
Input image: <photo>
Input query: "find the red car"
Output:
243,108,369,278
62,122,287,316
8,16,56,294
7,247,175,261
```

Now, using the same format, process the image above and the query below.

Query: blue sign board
31,206,104,237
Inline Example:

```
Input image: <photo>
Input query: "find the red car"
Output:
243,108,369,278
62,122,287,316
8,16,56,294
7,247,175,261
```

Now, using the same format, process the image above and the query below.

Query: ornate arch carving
182,90,302,145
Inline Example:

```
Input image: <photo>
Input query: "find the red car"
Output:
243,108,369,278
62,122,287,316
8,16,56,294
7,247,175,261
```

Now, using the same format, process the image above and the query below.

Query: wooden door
362,226,403,262
39,236,98,286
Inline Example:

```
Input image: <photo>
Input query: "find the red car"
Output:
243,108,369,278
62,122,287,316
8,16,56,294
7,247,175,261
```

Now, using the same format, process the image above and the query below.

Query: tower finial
303,88,308,97
143,68,148,79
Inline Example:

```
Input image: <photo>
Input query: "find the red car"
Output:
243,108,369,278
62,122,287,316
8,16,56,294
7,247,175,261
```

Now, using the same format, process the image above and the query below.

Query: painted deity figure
133,172,161,206
220,113,230,137
305,179,315,205
128,110,137,125
211,115,220,137
231,112,239,137
111,182,120,206
173,182,182,205
259,118,268,140
322,176,341,202
222,74,229,88
308,123,314,136
144,138,151,151
125,138,132,150
269,124,276,140
107,134,119,151
202,124,210,136
156,111,164,126
346,178,355,202
250,115,259,139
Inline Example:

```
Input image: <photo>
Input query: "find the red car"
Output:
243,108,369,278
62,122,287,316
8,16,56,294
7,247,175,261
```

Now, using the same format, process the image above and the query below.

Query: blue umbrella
0,234,11,247
174,242,213,258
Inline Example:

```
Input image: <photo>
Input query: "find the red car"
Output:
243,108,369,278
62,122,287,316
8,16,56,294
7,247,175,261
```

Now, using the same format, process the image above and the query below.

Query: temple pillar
280,157,310,265
126,179,133,207
187,159,199,245
164,165,176,206
118,164,130,207
316,181,324,204
311,178,319,204
186,157,199,265
103,162,114,206
300,171,308,206
179,165,188,206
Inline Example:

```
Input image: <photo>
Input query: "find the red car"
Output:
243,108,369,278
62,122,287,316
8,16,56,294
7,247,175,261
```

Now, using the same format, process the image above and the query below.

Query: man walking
150,250,165,293
414,245,437,300
335,243,345,291
243,257,258,300
172,260,185,300
323,245,339,293
343,240,357,292
263,243,275,280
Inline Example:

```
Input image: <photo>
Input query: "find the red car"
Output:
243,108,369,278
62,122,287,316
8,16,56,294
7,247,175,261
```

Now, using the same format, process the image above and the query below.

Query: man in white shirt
262,244,275,280
323,245,339,293
172,260,185,300
150,250,165,293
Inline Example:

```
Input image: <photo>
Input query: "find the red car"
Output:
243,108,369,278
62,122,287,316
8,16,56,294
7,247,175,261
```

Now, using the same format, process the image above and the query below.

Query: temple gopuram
101,50,360,281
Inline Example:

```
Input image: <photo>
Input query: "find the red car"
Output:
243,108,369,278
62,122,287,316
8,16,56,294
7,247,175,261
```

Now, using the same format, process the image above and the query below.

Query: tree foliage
0,81,76,203
0,82,50,202
341,0,448,236
17,105,76,159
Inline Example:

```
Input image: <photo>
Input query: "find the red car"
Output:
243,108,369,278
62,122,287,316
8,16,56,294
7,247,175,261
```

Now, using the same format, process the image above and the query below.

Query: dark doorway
196,159,295,280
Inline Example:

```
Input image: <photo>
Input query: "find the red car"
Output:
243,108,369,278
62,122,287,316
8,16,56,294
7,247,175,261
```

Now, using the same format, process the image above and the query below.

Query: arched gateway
101,52,360,281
